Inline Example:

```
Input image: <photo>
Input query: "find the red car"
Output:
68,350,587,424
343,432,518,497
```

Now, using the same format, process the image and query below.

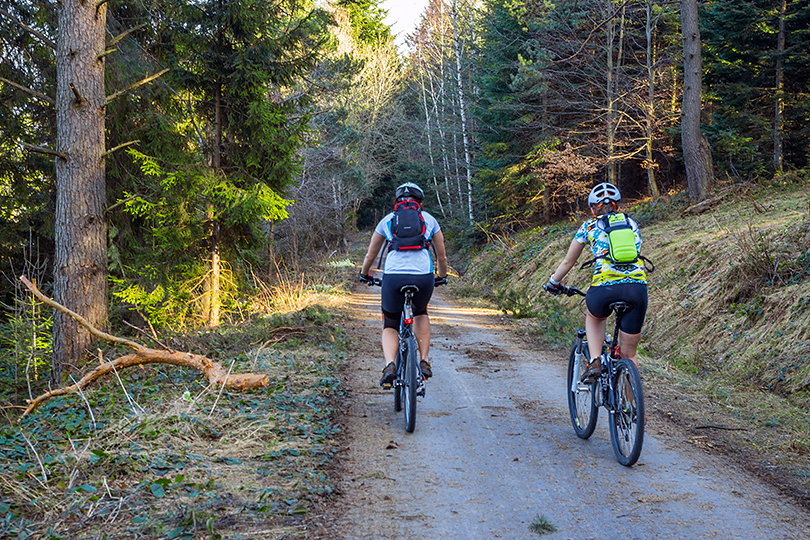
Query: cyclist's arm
431,230,449,277
361,232,387,275
550,239,585,283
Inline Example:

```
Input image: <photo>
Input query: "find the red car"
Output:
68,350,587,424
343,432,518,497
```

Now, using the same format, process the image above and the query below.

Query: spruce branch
69,83,82,104
0,77,55,106
109,23,147,47
0,7,56,49
105,68,169,105
102,140,139,158
21,143,67,160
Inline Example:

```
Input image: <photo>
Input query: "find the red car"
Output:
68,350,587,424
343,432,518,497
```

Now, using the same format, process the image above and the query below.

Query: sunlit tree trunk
53,0,108,379
419,63,445,216
451,0,474,223
206,81,223,327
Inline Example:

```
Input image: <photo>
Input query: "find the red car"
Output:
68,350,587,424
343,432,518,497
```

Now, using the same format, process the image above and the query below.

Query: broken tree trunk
18,276,268,421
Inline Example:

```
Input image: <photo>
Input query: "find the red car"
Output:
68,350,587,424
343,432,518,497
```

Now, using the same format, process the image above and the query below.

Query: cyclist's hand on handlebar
543,278,564,295
434,276,448,286
359,272,375,286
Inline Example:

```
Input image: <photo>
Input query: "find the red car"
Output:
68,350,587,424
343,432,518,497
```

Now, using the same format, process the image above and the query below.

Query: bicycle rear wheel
402,336,418,433
608,358,645,466
567,340,598,439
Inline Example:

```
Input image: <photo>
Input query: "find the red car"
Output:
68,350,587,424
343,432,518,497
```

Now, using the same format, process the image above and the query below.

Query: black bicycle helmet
394,182,424,202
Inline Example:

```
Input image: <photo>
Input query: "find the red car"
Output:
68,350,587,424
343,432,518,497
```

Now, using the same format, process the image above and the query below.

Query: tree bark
680,0,713,202
451,0,474,224
773,0,786,173
645,0,661,198
419,62,446,217
53,0,109,380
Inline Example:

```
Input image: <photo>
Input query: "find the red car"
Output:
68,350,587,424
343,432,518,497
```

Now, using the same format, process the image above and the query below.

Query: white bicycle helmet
395,182,424,202
587,182,621,207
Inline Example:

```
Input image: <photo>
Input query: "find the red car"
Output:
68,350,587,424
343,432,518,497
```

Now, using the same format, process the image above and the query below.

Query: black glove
543,278,564,295
359,272,374,285
434,276,448,286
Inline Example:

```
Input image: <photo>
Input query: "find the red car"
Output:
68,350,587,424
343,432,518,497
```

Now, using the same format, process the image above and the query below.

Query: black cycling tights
585,283,648,334
381,273,435,329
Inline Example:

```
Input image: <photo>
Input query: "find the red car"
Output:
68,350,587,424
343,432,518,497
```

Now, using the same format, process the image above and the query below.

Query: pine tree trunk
773,0,786,174
680,0,713,202
645,0,660,198
605,2,617,184
53,0,109,380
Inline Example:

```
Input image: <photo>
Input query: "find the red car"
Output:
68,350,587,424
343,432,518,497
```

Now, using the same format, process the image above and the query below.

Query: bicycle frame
396,290,426,396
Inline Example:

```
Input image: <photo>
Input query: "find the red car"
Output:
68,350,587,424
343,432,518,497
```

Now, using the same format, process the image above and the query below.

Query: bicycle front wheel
608,358,645,466
567,341,598,439
402,336,418,433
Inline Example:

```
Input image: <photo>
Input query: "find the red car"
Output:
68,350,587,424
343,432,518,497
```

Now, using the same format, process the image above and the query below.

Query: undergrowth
0,256,355,538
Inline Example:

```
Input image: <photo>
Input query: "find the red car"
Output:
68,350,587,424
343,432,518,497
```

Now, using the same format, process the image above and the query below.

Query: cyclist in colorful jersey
359,183,449,387
544,182,648,381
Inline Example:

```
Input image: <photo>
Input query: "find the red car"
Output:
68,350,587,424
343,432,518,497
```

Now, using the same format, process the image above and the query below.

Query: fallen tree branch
682,195,724,215
694,424,747,431
18,275,268,421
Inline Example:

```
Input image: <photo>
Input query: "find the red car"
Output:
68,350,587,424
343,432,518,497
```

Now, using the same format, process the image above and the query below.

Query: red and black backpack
389,200,429,251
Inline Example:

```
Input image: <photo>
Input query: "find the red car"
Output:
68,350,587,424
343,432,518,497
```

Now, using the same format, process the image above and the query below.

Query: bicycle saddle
609,301,633,314
399,284,420,294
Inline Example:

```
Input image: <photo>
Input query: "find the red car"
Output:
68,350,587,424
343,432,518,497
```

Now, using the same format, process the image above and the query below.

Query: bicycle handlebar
360,274,447,288
561,286,586,297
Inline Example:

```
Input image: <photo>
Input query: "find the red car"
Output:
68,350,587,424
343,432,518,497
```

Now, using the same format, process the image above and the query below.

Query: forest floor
316,281,810,538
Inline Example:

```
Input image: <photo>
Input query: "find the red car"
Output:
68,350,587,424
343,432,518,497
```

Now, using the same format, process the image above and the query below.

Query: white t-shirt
374,210,441,275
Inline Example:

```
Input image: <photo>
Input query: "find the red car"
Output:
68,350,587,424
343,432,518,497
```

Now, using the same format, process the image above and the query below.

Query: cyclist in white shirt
359,183,449,386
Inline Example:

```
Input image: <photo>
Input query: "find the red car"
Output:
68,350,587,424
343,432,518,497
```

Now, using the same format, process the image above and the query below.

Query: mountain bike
363,276,446,432
556,286,645,466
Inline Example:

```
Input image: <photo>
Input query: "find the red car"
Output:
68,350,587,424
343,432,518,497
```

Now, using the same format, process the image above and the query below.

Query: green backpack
600,213,639,264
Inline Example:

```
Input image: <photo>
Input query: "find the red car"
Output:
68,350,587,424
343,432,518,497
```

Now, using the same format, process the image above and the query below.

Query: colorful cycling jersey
574,216,647,287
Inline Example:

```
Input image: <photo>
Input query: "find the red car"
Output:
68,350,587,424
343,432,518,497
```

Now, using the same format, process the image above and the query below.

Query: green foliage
0,294,53,386
338,0,391,44
703,0,810,174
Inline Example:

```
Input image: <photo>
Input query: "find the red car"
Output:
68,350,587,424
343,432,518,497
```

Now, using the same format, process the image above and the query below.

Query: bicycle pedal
381,382,392,390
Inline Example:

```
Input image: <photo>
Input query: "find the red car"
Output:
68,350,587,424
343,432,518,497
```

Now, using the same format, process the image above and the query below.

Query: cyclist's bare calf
585,311,640,365
413,314,430,364
381,314,430,368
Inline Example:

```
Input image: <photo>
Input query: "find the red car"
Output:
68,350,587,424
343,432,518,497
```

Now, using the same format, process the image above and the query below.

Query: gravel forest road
318,286,808,539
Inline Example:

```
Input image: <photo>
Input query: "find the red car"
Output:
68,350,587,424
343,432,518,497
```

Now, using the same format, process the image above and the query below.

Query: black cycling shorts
585,282,648,334
381,273,435,329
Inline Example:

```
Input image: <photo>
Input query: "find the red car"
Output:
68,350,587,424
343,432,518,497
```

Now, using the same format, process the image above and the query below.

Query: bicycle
362,275,447,432
554,286,645,466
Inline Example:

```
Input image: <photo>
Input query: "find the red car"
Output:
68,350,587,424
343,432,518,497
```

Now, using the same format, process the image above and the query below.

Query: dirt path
319,286,809,539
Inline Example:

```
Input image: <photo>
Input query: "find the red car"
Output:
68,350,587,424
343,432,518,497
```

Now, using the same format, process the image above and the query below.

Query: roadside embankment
455,182,810,505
